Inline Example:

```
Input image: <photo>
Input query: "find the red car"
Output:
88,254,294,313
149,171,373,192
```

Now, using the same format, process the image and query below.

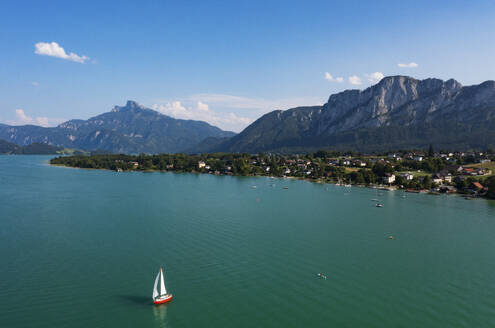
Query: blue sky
1,0,495,132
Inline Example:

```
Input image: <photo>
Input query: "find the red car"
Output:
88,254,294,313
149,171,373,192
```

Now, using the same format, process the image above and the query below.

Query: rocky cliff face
211,76,495,153
0,101,236,153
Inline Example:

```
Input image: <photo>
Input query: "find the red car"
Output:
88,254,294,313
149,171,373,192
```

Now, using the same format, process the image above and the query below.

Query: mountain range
0,101,235,154
201,76,495,153
2,76,495,154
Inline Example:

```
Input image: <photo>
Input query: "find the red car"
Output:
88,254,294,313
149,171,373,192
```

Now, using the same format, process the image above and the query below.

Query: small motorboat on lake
152,267,173,305
376,203,383,208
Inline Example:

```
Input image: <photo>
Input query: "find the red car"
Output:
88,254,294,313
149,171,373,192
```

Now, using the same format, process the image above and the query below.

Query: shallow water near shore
1,155,495,328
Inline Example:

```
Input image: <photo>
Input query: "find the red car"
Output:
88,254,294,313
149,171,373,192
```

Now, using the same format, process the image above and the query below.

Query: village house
438,170,452,183
471,182,487,196
198,161,206,169
439,185,457,193
432,174,443,185
353,160,367,167
462,167,489,176
387,153,402,161
400,173,414,180
383,173,396,184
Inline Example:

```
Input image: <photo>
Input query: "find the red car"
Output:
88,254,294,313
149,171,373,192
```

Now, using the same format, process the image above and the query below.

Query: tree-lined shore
50,150,495,199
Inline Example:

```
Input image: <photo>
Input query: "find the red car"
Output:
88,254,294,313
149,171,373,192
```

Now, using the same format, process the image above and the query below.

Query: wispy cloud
324,72,343,83
365,72,384,83
187,93,323,111
348,75,362,85
31,81,40,87
7,109,64,127
152,101,253,132
151,94,324,132
34,42,89,63
398,62,418,68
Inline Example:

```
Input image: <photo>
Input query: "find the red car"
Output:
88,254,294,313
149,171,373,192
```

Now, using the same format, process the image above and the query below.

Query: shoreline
50,163,485,200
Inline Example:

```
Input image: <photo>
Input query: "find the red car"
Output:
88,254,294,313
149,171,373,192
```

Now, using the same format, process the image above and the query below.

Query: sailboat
152,267,173,304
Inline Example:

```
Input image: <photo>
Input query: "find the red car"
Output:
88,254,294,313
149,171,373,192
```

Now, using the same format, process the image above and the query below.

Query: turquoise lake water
1,155,495,327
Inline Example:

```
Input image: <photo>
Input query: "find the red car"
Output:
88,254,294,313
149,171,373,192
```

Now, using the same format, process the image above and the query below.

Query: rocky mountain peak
111,100,147,112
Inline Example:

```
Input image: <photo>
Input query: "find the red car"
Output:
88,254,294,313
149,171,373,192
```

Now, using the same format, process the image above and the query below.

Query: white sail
152,271,159,299
159,268,167,295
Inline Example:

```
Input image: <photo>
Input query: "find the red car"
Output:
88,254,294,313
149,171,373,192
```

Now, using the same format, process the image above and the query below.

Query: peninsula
51,149,495,199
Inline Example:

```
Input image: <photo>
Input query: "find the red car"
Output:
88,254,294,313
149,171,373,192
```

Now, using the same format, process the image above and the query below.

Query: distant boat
152,267,173,305
376,203,383,208
317,273,327,279
251,186,257,189
283,186,289,189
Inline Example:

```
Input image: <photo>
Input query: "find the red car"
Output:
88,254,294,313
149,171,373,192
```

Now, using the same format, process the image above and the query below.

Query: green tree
428,144,434,157
422,176,432,189
486,177,495,199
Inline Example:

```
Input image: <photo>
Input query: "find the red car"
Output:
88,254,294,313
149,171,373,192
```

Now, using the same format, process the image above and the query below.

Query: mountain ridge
3,76,495,154
199,76,495,153
0,101,236,154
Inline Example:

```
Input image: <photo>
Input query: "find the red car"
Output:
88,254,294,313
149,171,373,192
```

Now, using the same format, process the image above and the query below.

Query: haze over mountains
2,76,495,154
0,101,235,154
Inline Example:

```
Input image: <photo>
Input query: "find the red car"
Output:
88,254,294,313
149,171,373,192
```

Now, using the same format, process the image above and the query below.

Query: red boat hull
153,294,173,304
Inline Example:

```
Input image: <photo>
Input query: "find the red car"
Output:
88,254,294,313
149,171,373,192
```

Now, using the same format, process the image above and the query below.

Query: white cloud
31,81,39,87
365,72,384,83
197,101,209,111
187,93,323,111
34,42,89,63
15,109,32,124
324,72,343,83
348,75,362,85
398,62,418,68
9,109,64,127
152,101,253,132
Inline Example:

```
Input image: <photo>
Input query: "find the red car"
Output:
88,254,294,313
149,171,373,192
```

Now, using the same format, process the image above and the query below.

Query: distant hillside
0,101,236,154
200,76,495,153
0,139,18,153
0,139,62,154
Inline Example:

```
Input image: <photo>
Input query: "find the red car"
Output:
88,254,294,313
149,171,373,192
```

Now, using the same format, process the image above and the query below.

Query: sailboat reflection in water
152,267,173,304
